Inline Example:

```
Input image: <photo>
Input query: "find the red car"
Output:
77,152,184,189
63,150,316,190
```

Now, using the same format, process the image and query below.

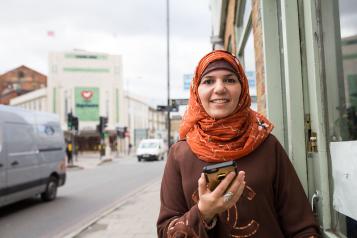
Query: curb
59,178,161,238
98,158,112,165
66,164,84,170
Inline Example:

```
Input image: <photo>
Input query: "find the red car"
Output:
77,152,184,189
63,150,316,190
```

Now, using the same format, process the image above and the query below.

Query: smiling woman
157,50,319,238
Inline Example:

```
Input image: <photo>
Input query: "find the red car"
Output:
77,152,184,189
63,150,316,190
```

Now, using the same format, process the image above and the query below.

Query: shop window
242,0,252,28
242,30,257,111
326,1,357,236
234,0,255,110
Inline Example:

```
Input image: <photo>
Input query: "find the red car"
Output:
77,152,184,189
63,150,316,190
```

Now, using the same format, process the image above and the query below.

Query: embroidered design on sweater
228,186,259,237
192,185,260,237
167,217,199,238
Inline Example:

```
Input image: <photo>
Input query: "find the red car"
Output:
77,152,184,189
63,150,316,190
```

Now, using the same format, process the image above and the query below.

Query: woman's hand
197,170,246,223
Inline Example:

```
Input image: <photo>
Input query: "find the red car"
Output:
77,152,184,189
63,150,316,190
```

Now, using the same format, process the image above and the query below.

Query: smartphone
203,161,237,191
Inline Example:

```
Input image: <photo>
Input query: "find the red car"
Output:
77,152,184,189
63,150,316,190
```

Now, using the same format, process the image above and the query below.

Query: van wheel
137,157,141,162
41,176,58,202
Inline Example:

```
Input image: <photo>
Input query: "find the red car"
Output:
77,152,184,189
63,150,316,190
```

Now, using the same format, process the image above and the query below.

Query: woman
157,50,319,237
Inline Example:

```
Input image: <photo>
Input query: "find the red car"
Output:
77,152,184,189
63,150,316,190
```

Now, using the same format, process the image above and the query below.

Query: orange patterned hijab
179,50,273,162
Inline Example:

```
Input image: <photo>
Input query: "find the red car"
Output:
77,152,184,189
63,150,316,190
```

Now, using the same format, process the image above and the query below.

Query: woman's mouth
210,98,230,104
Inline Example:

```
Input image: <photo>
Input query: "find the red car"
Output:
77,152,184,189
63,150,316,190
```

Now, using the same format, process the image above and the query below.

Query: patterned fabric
179,50,273,162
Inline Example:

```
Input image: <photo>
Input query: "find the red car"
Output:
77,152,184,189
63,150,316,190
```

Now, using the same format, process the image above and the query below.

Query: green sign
75,87,99,121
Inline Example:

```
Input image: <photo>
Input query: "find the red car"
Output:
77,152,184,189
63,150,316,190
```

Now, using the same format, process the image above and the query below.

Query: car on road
0,105,66,208
136,139,166,162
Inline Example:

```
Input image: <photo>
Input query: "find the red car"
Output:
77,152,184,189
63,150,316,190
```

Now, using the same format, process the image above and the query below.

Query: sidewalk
66,152,122,170
72,180,160,238
65,155,161,238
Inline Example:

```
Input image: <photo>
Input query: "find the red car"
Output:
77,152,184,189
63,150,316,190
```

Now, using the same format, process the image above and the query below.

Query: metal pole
166,0,171,148
71,129,75,165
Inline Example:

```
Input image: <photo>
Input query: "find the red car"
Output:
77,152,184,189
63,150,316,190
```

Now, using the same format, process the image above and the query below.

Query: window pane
327,1,357,236
242,30,257,110
242,0,252,28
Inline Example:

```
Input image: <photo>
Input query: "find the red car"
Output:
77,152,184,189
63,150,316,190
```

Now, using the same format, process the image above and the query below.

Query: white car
136,139,166,162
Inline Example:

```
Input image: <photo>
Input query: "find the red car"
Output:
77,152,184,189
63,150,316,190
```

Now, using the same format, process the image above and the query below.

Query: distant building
9,50,166,152
48,50,124,131
10,87,48,112
0,65,47,105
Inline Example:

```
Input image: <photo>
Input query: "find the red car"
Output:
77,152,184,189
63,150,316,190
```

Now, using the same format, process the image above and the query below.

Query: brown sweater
157,135,319,237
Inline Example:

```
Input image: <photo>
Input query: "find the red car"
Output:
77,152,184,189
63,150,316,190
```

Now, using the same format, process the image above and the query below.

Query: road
0,156,165,238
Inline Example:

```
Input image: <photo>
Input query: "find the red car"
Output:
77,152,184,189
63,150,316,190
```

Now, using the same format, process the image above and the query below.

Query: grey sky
0,0,211,105
340,0,357,37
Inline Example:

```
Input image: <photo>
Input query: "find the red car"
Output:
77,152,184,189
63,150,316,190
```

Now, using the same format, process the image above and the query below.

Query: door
4,122,40,201
300,0,357,237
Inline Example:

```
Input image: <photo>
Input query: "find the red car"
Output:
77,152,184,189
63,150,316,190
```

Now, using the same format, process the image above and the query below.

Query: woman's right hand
197,170,246,223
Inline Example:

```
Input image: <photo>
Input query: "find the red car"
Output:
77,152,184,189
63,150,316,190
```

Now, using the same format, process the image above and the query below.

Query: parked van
136,139,166,161
0,105,66,207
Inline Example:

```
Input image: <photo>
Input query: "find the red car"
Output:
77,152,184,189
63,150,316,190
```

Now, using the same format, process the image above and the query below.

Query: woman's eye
224,78,237,83
202,79,214,85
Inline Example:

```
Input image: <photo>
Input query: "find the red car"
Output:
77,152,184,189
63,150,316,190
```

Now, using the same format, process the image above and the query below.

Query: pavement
64,153,161,238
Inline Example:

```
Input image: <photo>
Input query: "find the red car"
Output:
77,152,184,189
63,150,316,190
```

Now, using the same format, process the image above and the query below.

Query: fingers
225,171,246,205
198,173,208,197
211,171,237,197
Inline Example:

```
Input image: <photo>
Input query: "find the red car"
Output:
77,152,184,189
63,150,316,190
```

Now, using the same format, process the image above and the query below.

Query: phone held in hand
203,161,238,191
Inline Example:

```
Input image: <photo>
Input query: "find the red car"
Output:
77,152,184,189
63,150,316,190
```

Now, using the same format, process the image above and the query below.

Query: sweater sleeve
157,144,211,238
273,140,320,237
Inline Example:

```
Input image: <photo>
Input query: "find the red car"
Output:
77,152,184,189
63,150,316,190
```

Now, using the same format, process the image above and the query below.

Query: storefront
211,0,357,236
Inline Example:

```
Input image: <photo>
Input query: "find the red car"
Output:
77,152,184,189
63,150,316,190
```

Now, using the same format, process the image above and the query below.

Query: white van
136,139,166,162
0,105,66,207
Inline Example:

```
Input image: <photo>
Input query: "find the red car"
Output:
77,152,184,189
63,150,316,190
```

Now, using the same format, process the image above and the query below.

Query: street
0,155,165,238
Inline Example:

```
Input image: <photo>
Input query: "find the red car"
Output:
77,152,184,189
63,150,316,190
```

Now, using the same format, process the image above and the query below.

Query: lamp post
166,0,171,148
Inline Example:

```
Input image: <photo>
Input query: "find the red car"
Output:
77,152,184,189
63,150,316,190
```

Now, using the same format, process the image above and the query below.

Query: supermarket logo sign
81,90,94,101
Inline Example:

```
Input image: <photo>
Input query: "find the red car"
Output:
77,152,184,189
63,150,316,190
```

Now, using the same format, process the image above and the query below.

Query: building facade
0,65,47,105
48,51,124,131
10,87,48,112
210,0,357,237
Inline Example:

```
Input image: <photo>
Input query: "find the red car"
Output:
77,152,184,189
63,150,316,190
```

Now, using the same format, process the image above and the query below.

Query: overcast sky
340,0,357,38
0,0,212,105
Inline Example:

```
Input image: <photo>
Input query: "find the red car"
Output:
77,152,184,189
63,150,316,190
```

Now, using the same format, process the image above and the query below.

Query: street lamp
166,0,171,148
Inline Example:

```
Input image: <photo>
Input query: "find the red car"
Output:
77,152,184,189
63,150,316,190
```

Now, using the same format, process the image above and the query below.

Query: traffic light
72,116,79,131
116,127,126,138
157,105,168,111
171,100,179,112
67,112,73,129
67,112,79,131
99,116,108,132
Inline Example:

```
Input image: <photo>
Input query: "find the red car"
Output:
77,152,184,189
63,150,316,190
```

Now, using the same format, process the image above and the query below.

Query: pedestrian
128,143,132,155
66,142,73,165
157,50,319,237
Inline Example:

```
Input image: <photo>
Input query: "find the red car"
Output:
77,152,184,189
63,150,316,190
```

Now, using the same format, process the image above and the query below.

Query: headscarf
179,50,273,162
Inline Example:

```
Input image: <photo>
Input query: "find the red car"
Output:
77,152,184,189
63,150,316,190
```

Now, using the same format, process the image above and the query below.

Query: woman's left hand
197,170,246,223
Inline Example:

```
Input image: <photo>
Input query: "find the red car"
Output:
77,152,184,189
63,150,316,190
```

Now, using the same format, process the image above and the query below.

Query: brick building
0,65,47,104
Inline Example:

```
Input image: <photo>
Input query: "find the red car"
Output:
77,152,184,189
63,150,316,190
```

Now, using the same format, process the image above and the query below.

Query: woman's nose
213,80,226,93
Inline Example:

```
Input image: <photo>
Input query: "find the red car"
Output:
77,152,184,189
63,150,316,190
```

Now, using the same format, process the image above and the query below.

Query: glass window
5,123,36,153
242,30,257,111
242,0,252,28
326,1,357,236
332,0,357,142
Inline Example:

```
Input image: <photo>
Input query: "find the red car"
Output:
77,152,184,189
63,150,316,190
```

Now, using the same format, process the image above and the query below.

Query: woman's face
198,69,241,119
